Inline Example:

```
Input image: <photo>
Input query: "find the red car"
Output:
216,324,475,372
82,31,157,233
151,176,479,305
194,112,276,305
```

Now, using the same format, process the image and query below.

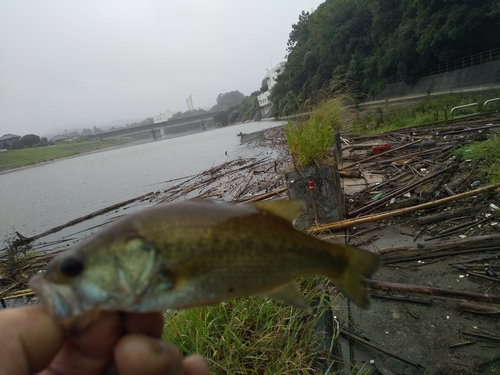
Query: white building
257,61,286,116
153,110,174,123
186,95,194,111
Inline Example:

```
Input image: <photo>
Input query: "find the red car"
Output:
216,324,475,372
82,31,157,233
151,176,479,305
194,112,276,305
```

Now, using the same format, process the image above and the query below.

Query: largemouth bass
29,200,380,329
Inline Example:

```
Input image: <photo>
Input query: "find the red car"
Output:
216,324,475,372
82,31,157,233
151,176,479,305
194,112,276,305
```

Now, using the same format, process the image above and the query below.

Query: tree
10,139,24,149
271,0,500,116
81,128,93,136
213,111,229,126
20,134,40,148
211,91,246,112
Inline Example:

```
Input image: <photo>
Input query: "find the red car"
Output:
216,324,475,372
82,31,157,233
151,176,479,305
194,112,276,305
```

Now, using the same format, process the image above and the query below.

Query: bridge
88,112,216,140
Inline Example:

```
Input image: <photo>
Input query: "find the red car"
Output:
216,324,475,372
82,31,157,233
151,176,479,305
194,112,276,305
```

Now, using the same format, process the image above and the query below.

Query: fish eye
59,257,84,278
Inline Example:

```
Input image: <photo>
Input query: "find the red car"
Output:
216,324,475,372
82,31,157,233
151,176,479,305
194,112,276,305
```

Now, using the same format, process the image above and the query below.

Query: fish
29,200,380,330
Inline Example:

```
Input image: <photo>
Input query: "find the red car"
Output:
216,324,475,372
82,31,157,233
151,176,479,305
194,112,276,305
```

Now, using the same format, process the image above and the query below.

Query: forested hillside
271,0,500,116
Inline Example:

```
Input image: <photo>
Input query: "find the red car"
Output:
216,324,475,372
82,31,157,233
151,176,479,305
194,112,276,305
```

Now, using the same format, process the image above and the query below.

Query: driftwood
460,301,500,315
382,246,500,264
308,184,500,234
461,331,500,342
238,187,288,203
426,216,494,240
379,233,500,262
339,139,422,171
415,207,477,225
348,164,456,217
15,192,155,245
366,279,500,304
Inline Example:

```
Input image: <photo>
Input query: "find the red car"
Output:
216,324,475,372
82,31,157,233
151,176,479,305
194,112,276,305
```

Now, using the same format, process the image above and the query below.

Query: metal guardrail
484,98,500,111
449,97,500,118
450,103,479,118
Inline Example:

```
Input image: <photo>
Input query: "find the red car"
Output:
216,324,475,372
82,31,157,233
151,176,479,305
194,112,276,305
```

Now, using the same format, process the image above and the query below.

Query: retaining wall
376,60,500,100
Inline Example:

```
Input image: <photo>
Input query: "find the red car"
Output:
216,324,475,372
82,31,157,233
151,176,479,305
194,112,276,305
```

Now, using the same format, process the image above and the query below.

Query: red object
308,179,315,190
372,144,391,155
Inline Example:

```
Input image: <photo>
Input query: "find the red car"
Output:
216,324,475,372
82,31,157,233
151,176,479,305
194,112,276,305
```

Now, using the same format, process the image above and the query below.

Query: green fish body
29,200,380,329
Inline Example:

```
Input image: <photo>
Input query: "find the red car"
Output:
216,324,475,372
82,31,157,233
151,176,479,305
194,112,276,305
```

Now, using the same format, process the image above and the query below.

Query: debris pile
325,114,500,374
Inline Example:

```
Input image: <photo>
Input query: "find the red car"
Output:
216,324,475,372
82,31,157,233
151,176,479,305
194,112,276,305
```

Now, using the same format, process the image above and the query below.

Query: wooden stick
339,139,422,171
340,328,424,368
308,184,500,234
366,279,500,304
461,331,500,342
21,192,156,243
449,341,475,349
382,246,500,264
237,187,287,203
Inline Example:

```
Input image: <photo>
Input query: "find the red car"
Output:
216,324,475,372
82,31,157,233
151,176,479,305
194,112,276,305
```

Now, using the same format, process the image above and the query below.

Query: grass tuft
162,278,339,374
286,97,346,169
0,232,35,283
454,134,500,185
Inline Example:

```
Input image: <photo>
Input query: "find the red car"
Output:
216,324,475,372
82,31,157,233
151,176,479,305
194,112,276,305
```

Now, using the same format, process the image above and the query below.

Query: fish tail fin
326,244,380,309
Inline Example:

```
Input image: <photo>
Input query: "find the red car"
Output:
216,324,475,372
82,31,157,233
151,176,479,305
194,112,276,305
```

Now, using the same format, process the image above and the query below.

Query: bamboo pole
308,184,500,234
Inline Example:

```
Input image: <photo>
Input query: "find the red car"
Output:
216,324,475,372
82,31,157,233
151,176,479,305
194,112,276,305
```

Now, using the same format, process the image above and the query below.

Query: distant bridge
88,112,216,140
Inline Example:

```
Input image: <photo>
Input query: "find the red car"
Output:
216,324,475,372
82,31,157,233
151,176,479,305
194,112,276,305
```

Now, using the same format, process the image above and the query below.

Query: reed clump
286,97,346,169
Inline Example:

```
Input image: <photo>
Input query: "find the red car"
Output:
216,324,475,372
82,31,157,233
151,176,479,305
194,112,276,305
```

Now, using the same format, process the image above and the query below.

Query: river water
0,120,284,238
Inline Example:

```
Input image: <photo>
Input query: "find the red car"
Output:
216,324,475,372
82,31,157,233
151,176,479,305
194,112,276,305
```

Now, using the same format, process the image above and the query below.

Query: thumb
114,334,184,375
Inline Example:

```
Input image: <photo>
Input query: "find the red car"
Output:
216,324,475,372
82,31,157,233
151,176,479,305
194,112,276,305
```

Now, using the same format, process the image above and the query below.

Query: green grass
162,278,339,374
0,232,36,283
454,135,500,185
349,92,500,135
0,137,130,170
286,97,345,169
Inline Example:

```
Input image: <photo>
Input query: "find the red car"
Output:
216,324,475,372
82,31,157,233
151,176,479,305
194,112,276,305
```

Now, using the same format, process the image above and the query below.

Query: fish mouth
29,274,84,324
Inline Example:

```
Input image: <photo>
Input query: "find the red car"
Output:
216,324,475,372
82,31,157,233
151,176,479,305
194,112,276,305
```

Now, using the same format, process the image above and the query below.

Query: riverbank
0,124,224,174
2,117,500,374
0,137,134,174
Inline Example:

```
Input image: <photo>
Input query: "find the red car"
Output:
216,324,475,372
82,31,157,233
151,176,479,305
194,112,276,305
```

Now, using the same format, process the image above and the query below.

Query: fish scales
29,200,380,330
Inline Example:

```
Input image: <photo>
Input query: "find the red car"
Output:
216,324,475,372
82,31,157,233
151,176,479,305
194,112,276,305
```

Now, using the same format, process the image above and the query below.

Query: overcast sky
0,1,324,136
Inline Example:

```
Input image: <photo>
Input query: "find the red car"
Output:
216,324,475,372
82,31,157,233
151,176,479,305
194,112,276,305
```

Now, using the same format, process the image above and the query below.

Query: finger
114,334,184,375
43,312,123,375
0,306,64,375
183,354,211,375
122,311,164,338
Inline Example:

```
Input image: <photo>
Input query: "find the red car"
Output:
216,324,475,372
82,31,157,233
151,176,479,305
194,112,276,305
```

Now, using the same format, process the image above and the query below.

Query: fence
386,47,500,84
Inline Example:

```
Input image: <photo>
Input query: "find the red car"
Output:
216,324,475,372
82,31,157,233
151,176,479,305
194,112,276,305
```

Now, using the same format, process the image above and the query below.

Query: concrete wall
376,60,500,100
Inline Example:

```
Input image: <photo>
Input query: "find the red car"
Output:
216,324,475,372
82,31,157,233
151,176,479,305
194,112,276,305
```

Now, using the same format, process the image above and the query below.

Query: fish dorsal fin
261,281,312,313
253,200,305,222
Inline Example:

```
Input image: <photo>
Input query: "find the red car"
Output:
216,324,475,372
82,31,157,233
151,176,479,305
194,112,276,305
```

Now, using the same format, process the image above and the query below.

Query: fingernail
149,338,169,354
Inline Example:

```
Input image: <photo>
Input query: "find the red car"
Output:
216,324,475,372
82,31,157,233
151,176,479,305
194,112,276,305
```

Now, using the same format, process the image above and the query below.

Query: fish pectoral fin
253,200,305,223
261,281,312,313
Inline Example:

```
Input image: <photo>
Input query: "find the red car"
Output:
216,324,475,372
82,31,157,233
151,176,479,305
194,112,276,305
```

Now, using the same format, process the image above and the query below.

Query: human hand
0,306,209,375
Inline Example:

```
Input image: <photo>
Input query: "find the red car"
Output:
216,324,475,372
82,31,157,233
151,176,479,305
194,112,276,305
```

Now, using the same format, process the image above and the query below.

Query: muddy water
0,120,284,238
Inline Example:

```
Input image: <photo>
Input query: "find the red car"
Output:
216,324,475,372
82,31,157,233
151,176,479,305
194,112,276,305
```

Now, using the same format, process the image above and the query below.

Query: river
0,120,284,239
